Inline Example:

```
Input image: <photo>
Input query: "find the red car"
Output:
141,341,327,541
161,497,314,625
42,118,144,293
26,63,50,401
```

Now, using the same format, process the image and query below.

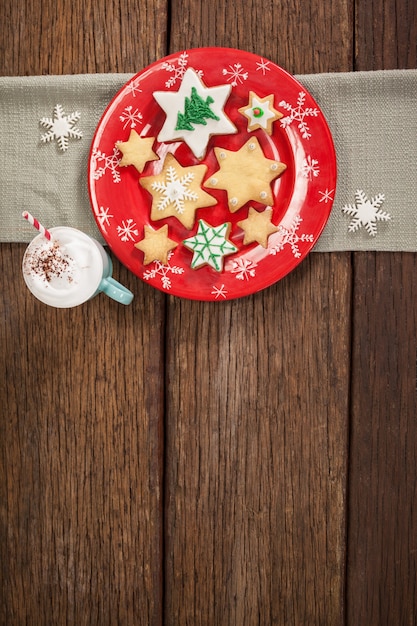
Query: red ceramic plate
88,48,336,301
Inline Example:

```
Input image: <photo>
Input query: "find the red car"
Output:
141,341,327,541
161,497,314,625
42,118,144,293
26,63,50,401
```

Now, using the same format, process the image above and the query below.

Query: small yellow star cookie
134,224,178,265
237,206,279,248
204,137,287,212
238,92,283,135
139,153,217,230
116,130,159,173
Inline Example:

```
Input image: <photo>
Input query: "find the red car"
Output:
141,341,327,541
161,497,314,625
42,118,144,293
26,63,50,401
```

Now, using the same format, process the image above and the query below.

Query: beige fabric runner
1,69,416,250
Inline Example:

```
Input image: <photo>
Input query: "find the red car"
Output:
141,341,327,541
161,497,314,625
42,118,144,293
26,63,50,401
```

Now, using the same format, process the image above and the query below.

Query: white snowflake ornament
342,189,391,236
39,104,82,152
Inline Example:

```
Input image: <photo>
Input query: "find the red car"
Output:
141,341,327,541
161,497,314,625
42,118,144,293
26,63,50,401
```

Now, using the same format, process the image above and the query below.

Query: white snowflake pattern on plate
96,206,114,229
91,147,121,183
143,252,185,290
302,155,320,180
211,284,228,299
279,91,319,139
269,215,314,258
116,219,139,242
256,58,271,75
222,62,248,86
342,189,391,236
230,258,258,280
318,188,335,203
119,106,143,130
162,50,203,88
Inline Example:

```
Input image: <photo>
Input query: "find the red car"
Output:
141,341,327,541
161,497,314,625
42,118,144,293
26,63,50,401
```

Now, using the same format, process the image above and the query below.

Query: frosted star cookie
237,206,279,248
153,68,237,159
238,92,283,135
183,220,238,272
139,153,217,230
116,130,159,173
204,137,287,212
134,224,177,265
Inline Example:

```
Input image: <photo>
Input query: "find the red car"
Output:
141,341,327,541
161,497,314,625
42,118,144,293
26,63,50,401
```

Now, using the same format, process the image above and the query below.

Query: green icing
175,87,220,132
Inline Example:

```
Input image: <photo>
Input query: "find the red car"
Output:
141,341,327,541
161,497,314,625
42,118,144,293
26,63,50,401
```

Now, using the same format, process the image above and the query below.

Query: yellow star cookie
238,92,283,135
139,153,217,230
116,130,159,173
237,206,279,248
134,224,177,265
204,137,287,212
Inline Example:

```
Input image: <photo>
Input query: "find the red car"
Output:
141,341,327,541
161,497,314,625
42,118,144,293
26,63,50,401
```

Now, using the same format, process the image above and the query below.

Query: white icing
153,69,237,159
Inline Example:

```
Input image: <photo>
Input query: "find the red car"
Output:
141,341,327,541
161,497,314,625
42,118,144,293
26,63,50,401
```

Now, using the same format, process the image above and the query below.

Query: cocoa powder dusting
25,241,74,284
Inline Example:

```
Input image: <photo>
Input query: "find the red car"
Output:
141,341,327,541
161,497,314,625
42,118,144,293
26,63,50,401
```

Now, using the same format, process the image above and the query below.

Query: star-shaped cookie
116,130,159,173
134,224,177,265
204,137,287,212
237,206,279,248
139,153,217,230
238,92,283,135
153,68,237,159
183,220,238,272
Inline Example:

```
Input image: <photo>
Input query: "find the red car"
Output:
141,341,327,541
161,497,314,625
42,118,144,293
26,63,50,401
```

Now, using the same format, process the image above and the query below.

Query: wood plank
164,254,352,624
347,253,417,625
0,0,168,76
0,0,168,623
0,245,165,625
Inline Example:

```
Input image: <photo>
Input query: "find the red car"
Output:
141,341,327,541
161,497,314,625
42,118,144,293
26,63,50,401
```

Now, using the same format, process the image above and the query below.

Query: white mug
22,226,134,307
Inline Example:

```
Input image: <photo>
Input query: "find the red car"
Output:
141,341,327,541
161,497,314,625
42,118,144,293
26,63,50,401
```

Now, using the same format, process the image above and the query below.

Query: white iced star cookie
153,68,237,159
183,220,238,272
238,92,283,135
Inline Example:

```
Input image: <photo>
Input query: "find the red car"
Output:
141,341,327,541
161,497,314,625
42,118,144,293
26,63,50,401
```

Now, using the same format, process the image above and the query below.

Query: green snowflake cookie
183,220,238,272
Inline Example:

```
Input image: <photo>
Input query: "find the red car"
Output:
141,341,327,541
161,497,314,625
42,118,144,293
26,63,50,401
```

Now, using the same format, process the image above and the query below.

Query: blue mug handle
99,276,134,305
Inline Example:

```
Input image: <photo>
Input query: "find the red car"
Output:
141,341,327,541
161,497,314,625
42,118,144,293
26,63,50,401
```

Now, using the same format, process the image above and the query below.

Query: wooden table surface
1,0,416,624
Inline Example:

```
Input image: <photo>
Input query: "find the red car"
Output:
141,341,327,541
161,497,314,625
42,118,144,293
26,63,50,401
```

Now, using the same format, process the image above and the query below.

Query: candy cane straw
22,211,53,241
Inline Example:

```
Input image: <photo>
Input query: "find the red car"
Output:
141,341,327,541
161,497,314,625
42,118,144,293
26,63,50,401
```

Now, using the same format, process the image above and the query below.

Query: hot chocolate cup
22,226,134,307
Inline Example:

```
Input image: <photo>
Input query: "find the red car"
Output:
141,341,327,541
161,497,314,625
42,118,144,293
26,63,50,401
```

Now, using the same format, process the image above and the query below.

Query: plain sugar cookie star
139,153,217,230
134,224,178,265
237,206,279,248
116,130,159,173
153,68,237,159
238,91,283,135
204,137,287,212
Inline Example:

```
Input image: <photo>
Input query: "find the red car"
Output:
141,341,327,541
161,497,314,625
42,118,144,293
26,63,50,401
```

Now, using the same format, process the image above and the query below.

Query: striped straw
22,211,53,241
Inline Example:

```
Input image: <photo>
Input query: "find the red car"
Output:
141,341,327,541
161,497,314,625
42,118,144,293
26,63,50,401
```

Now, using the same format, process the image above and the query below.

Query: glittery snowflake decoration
279,91,319,139
39,104,82,152
143,253,184,290
269,215,314,258
342,189,391,236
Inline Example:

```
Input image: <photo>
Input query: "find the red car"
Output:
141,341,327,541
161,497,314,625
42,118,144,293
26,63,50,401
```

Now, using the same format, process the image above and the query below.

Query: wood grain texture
0,245,165,625
169,0,353,74
355,0,417,70
164,254,351,625
0,0,168,76
347,253,417,626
